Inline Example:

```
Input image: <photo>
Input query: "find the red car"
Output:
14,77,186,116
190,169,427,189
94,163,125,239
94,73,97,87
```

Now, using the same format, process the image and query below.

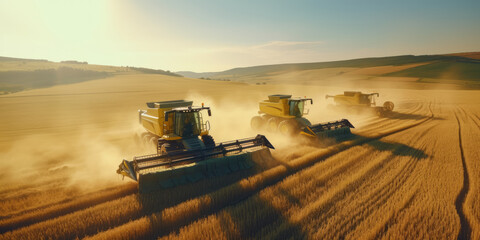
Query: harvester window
289,100,304,117
175,112,201,137
193,112,202,132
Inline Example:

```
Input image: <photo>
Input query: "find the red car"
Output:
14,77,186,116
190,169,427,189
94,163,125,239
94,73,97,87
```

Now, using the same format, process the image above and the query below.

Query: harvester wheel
278,120,297,136
250,116,265,131
202,135,216,149
383,101,394,112
266,117,279,132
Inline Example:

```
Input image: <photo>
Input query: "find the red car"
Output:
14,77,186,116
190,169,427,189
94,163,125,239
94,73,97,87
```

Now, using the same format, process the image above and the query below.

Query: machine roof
146,100,193,109
268,94,292,102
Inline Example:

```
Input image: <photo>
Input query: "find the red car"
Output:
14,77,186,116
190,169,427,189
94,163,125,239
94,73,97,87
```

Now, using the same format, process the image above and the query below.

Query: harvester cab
118,100,275,193
161,104,214,152
257,94,313,118
251,94,354,139
137,100,213,153
325,91,394,116
288,97,313,117
164,106,210,137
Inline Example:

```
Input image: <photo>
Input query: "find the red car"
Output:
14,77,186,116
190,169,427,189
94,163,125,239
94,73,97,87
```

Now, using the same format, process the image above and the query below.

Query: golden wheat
1,79,479,240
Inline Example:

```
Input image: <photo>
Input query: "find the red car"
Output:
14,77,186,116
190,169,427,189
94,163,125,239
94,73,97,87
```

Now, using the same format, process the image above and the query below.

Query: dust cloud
0,117,147,192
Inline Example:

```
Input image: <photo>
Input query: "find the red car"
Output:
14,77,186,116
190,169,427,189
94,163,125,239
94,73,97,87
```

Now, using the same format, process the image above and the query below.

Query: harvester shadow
382,111,444,121
346,132,429,160
136,166,258,215
135,149,290,220
366,139,428,159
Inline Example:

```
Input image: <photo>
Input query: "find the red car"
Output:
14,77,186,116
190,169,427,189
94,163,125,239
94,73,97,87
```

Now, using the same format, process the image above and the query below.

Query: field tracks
459,106,480,130
454,109,472,240
328,151,420,239
362,186,419,240
311,122,435,239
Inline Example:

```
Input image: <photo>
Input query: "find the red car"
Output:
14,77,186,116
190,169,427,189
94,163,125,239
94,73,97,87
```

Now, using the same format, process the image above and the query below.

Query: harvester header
117,134,274,182
118,100,275,193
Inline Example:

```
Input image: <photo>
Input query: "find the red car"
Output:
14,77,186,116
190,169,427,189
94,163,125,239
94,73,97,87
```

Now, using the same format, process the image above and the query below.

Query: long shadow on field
366,139,429,159
383,111,427,120
348,132,429,160
382,111,444,121
136,169,254,213
136,149,289,223
308,133,428,167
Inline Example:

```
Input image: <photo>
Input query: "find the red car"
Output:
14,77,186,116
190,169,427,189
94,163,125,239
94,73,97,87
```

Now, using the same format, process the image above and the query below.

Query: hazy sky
1,0,479,72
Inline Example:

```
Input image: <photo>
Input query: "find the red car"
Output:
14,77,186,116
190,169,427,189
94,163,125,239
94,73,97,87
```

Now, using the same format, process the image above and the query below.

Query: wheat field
0,71,479,239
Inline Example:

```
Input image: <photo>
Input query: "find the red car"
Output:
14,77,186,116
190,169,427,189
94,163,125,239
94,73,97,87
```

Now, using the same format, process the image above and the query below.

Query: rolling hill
2,52,480,95
178,53,480,88
0,57,181,94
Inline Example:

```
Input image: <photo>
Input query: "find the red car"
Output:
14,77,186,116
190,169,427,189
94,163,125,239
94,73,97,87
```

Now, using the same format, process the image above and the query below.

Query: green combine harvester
117,100,274,193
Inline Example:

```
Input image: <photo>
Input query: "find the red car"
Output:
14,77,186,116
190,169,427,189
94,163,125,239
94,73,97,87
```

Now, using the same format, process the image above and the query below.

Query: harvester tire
278,120,297,136
266,117,279,132
202,135,216,149
383,101,394,112
250,116,265,131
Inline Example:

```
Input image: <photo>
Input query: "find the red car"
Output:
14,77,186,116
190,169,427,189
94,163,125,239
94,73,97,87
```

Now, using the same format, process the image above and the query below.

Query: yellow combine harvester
117,100,274,193
325,91,394,116
251,95,354,138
